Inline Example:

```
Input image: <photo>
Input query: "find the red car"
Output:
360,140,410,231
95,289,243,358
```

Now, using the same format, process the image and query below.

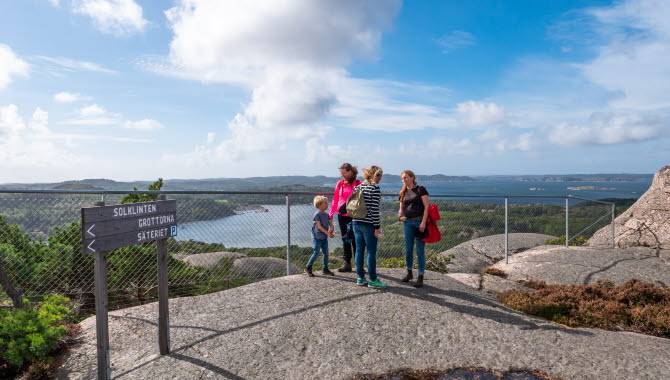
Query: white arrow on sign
87,224,96,237
87,240,95,252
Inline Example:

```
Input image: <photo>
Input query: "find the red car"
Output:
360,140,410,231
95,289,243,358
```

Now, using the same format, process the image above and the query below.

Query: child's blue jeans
307,238,329,268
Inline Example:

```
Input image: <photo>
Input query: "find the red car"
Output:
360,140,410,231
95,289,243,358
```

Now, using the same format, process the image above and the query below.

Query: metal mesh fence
0,191,616,313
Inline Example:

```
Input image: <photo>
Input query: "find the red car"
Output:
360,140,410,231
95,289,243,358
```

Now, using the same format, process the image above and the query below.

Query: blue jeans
404,219,426,275
353,223,377,281
307,238,329,268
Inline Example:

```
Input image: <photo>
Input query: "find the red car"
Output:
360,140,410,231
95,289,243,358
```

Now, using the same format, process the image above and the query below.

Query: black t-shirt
402,185,429,219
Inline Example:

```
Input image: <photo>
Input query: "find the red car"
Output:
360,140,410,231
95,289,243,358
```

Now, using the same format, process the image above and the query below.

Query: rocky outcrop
588,164,670,249
440,233,556,274
232,257,301,279
56,269,670,380
488,246,670,285
176,251,247,268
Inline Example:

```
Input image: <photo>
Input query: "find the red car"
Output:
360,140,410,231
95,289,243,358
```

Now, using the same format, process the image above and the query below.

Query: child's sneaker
356,277,367,286
304,266,315,277
367,278,388,289
322,268,335,276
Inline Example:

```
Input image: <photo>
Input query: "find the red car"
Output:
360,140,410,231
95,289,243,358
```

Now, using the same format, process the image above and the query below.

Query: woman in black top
397,170,429,288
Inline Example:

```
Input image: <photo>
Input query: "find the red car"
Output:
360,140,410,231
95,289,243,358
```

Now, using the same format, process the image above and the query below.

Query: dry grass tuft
483,267,508,278
498,279,670,338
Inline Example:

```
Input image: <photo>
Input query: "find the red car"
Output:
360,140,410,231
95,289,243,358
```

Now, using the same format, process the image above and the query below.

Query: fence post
612,204,616,248
286,194,291,275
504,197,509,264
565,198,569,247
156,195,170,355
91,201,111,380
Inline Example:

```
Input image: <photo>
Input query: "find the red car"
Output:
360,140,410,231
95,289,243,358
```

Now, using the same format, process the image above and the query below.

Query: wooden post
157,195,170,355
91,201,111,380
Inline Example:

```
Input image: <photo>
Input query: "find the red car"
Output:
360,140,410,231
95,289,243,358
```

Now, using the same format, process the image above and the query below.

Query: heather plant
483,267,507,277
498,279,670,338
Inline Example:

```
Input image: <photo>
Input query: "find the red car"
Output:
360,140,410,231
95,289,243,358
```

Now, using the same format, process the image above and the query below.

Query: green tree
121,178,163,204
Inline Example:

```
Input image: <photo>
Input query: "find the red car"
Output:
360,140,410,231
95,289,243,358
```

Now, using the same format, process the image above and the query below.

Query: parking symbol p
171,225,177,236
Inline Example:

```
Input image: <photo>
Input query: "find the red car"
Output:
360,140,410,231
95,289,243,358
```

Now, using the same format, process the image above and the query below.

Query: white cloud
165,0,399,83
45,0,59,6
78,104,106,117
161,0,401,161
426,137,474,156
123,119,165,131
577,0,670,109
53,92,91,103
330,77,457,131
206,132,215,144
456,101,506,127
489,132,535,153
0,104,81,168
548,112,662,146
60,104,121,126
71,0,148,36
0,44,29,90
305,139,355,163
32,55,117,74
31,107,50,134
435,30,477,53
0,105,26,136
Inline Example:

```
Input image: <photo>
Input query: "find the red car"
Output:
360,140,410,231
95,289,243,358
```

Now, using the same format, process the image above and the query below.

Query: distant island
567,186,616,191
514,174,652,182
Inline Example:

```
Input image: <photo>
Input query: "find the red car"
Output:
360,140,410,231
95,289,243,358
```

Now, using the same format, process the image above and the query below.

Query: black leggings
338,214,357,262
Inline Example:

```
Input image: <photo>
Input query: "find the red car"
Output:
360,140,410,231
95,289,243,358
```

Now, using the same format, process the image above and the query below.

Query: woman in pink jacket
330,163,362,272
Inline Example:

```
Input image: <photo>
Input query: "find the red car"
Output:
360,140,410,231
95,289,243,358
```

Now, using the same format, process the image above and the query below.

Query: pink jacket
329,178,362,218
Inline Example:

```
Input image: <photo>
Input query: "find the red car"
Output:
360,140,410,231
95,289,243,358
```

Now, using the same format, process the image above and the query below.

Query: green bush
380,257,409,269
545,235,588,246
425,253,454,274
379,253,454,273
0,295,73,372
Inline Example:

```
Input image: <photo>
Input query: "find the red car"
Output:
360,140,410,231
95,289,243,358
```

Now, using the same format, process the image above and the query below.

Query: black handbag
414,227,429,240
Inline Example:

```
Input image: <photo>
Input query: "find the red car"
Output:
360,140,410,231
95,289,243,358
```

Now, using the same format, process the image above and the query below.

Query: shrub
545,235,588,246
498,279,670,338
379,257,408,269
520,279,548,290
379,253,454,273
0,295,73,375
425,253,454,274
483,267,507,278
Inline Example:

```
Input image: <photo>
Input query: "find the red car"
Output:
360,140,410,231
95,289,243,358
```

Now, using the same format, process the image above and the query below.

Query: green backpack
346,188,367,219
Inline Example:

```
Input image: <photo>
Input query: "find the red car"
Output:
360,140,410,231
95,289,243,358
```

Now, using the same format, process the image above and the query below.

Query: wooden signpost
82,198,177,380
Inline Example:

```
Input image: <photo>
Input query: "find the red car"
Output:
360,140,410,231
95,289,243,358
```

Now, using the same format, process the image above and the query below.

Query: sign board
85,198,175,379
82,200,177,254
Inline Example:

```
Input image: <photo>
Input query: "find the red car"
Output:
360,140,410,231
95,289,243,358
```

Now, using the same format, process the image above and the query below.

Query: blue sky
0,0,668,183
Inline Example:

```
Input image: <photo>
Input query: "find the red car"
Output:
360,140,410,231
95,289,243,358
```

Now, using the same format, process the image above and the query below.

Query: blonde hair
363,165,383,184
399,170,417,201
313,195,329,208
